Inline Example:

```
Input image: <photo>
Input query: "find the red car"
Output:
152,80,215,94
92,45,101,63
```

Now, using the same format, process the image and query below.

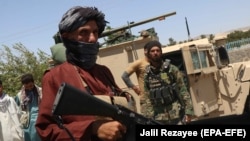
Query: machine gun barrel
99,11,176,38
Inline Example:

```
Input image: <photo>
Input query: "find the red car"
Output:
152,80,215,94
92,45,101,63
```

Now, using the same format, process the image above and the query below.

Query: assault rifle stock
52,83,163,141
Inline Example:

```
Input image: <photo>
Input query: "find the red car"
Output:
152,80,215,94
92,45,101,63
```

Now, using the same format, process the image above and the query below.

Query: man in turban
35,6,127,141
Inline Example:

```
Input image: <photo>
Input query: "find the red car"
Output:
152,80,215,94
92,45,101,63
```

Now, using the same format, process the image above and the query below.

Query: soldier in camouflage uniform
142,40,194,125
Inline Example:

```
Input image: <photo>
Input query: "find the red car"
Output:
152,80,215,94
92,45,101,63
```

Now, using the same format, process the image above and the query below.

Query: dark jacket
35,62,122,141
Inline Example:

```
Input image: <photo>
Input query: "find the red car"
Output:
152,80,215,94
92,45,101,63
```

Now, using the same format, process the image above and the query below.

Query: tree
168,38,177,46
209,34,215,42
0,43,50,96
200,34,206,39
226,30,250,42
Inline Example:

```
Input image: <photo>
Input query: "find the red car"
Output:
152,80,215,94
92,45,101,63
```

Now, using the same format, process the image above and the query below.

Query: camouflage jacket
142,60,194,123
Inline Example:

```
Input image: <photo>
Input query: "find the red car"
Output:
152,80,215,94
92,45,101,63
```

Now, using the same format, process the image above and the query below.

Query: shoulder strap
162,59,176,84
74,66,87,87
73,66,94,95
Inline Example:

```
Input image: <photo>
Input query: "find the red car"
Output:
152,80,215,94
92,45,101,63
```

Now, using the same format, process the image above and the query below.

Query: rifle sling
74,66,129,108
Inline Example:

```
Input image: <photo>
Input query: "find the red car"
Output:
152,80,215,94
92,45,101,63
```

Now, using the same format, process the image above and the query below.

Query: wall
227,44,250,63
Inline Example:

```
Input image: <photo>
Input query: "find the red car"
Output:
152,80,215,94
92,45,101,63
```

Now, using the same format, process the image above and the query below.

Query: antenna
185,17,191,40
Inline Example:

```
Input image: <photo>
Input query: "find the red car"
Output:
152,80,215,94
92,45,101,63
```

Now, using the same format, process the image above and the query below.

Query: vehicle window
191,50,208,69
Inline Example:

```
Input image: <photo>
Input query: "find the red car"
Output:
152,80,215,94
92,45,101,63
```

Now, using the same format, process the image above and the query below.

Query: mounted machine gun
99,11,176,46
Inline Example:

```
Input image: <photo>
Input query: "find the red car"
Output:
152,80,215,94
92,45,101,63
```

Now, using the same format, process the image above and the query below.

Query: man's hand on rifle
182,114,197,124
91,120,127,141
184,115,192,123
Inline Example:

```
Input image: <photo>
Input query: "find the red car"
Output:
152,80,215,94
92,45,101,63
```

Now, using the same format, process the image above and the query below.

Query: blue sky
0,0,249,55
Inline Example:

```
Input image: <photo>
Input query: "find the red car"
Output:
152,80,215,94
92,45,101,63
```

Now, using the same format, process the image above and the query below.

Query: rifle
52,83,163,141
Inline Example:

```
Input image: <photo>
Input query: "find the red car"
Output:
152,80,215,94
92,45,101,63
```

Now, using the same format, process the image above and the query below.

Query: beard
148,55,162,63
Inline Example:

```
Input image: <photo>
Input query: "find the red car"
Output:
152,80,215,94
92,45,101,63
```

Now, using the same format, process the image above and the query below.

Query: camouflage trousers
140,98,182,125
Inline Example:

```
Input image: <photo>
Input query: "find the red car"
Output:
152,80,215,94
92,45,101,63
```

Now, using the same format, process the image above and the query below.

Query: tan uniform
125,57,149,96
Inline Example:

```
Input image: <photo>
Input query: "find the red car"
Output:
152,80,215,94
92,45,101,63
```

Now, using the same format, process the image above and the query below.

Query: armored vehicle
161,39,250,122
50,12,250,122
99,30,250,121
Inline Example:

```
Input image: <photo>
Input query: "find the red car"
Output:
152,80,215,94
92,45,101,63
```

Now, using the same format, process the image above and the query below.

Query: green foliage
226,30,250,42
209,34,215,42
200,34,206,39
0,43,50,96
168,37,177,46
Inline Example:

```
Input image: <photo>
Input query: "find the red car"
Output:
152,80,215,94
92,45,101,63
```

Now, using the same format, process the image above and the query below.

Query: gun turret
99,11,176,38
